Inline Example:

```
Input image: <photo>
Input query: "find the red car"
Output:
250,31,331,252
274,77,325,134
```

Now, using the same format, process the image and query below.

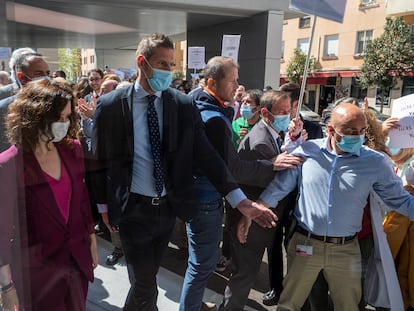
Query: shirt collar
204,87,227,108
134,80,162,99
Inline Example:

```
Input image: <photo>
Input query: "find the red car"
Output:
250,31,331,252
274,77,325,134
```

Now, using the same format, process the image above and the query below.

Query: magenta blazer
0,139,94,307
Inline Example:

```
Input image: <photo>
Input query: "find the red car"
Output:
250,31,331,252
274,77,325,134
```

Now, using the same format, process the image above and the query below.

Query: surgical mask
272,114,290,132
24,74,51,82
385,138,401,155
51,120,70,142
334,129,365,154
240,105,255,120
143,58,172,91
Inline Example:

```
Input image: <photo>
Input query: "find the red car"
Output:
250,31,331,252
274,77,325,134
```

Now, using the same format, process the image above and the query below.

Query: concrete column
187,10,284,90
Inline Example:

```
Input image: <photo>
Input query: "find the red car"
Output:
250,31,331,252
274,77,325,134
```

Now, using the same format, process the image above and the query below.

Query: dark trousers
119,194,175,311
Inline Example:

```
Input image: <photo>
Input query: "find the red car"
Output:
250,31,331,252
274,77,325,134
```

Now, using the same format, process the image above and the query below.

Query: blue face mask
334,129,365,154
240,105,255,120
143,58,172,92
272,114,290,132
385,138,401,155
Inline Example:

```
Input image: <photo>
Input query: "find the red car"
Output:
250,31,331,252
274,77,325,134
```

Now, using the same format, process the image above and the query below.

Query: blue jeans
179,200,224,311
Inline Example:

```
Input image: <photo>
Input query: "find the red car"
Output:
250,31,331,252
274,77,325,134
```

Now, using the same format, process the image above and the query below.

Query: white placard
188,47,205,69
221,35,241,62
388,94,414,148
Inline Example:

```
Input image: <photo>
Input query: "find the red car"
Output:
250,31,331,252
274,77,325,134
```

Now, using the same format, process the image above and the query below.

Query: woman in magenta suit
0,78,98,311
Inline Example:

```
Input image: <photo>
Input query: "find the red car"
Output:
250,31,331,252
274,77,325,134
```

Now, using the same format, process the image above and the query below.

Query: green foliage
172,70,185,81
285,48,315,84
57,48,81,82
359,17,414,111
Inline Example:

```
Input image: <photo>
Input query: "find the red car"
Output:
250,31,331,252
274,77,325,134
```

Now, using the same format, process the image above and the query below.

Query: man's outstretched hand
236,199,277,228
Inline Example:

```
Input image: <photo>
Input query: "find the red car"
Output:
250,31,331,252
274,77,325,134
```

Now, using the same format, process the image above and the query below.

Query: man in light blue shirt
253,103,414,311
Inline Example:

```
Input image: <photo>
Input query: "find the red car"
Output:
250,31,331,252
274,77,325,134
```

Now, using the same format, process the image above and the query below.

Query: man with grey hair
0,50,50,152
0,48,35,100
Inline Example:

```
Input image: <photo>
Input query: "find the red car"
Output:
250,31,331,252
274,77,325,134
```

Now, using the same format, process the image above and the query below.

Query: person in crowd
217,88,262,273
249,103,414,311
0,51,50,153
53,70,66,79
180,56,302,311
103,73,121,83
77,68,104,226
0,71,12,86
93,33,277,311
99,78,119,95
381,113,414,311
73,77,93,101
116,80,132,89
0,78,98,311
257,83,324,308
176,84,186,93
306,98,391,311
231,89,262,148
221,90,304,310
0,48,36,101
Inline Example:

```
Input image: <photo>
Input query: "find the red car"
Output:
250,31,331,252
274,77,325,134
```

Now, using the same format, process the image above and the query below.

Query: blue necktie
147,95,164,197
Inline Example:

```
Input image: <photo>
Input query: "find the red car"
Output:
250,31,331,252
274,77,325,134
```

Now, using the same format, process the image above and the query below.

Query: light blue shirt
260,137,414,237
131,82,166,197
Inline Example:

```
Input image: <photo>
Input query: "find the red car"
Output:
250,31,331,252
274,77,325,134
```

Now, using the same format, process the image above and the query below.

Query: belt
131,193,169,206
296,226,356,245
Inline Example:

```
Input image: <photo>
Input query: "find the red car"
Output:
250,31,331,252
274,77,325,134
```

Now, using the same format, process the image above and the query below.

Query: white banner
289,0,347,23
388,93,414,148
221,35,241,62
188,46,205,69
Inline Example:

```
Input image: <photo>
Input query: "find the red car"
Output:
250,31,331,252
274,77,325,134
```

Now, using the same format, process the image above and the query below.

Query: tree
359,17,414,112
58,48,81,82
285,48,315,84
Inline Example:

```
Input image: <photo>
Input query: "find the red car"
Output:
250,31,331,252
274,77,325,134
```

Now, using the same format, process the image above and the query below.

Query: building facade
280,0,414,115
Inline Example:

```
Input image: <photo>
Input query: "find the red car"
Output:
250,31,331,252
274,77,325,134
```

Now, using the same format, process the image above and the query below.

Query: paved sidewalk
87,222,273,311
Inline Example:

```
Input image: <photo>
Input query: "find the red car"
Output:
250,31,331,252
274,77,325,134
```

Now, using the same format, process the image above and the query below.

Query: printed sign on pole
290,0,347,23
221,35,241,62
188,47,205,69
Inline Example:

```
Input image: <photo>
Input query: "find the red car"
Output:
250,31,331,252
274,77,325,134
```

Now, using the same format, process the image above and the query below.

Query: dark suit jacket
94,84,240,224
237,121,281,200
0,140,94,307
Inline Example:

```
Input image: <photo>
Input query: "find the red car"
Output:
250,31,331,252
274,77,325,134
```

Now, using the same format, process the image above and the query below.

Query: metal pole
296,15,317,119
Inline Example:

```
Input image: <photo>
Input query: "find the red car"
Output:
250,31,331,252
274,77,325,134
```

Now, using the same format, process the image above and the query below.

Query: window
355,30,373,55
90,55,95,63
324,34,339,57
297,38,310,54
299,16,311,29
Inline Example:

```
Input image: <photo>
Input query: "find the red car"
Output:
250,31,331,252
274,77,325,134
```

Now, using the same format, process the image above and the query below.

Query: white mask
51,120,70,142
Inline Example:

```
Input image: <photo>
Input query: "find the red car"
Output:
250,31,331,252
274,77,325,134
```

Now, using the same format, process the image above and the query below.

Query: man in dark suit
221,90,304,310
0,51,50,152
93,33,277,311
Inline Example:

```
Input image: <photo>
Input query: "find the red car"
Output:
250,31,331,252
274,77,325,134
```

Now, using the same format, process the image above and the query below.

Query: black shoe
105,251,123,266
262,288,279,306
